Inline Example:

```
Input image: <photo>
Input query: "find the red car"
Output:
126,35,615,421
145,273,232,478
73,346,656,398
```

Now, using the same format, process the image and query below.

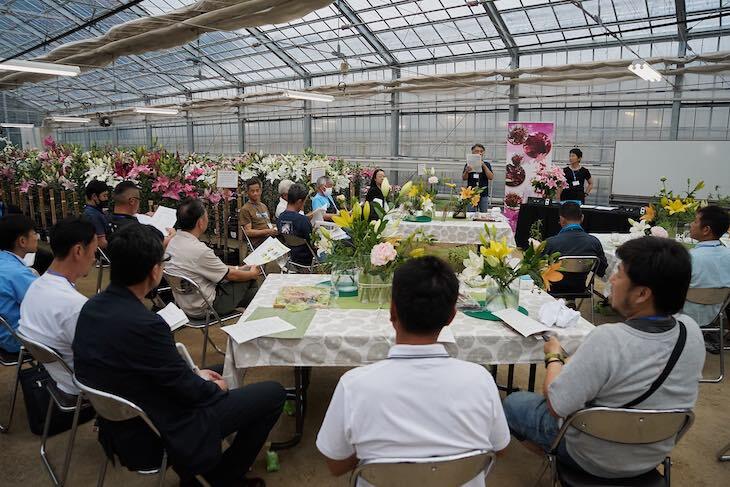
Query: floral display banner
504,121,555,208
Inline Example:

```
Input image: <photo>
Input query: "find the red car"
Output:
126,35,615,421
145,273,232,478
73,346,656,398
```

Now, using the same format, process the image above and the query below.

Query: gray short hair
316,175,331,188
278,179,294,196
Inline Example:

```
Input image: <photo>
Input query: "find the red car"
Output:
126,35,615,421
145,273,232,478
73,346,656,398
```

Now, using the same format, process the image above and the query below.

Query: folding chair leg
590,293,595,325
96,456,109,487
701,315,725,383
201,326,209,368
58,394,84,486
158,451,168,487
0,353,23,433
40,395,60,485
663,457,671,486
719,442,730,461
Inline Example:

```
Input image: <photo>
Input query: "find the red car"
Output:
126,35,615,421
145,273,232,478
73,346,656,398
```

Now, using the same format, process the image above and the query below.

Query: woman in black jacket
364,168,387,220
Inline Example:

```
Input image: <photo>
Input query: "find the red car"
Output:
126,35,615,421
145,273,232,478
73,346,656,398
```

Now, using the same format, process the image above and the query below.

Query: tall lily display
639,178,705,237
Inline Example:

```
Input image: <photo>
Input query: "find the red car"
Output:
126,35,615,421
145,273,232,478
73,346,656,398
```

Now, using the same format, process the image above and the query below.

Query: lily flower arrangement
637,178,705,235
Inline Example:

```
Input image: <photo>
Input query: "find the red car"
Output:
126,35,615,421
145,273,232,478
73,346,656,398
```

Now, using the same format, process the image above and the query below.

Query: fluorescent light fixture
1,123,34,128
282,90,335,103
0,60,80,77
628,60,663,82
51,116,90,123
133,107,179,115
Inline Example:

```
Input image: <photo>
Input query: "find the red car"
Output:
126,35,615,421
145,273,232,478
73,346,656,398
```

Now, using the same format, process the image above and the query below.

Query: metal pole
186,92,194,153
390,67,401,157
303,78,312,150
237,86,245,153
508,54,520,121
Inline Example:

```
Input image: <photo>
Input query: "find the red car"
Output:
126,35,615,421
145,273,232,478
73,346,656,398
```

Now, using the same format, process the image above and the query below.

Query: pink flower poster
504,121,555,206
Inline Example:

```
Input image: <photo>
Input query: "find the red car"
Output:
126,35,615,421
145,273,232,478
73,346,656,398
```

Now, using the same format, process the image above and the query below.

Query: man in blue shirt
0,214,39,353
83,180,111,249
682,205,730,353
311,175,338,222
462,143,494,212
544,202,608,295
278,183,315,267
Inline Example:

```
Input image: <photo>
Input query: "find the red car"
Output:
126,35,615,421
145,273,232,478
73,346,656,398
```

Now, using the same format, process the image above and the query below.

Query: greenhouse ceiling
1,0,729,113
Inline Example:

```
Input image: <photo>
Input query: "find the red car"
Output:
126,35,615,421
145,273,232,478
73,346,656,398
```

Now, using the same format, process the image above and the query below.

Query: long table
391,216,515,246
515,203,639,248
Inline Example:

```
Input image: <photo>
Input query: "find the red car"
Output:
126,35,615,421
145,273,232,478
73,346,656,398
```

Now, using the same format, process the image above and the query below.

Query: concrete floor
0,268,728,486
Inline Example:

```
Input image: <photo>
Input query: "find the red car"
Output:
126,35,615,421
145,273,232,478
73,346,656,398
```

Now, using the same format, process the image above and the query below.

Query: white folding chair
72,376,211,487
163,271,239,367
541,407,694,487
95,248,111,294
349,450,495,487
0,315,34,433
686,287,730,383
550,256,601,324
15,330,90,486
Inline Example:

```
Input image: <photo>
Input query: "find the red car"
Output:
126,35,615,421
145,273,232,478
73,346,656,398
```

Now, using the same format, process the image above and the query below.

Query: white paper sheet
216,170,239,188
493,308,552,338
136,206,177,235
222,317,295,345
243,237,290,266
23,252,36,267
157,303,188,331
417,163,426,175
311,206,327,223
437,327,456,343
466,154,482,167
311,166,326,183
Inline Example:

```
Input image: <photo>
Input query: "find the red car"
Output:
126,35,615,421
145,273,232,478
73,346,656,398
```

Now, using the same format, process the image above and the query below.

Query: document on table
222,317,295,345
157,303,188,331
493,308,552,339
243,237,290,266
136,205,177,235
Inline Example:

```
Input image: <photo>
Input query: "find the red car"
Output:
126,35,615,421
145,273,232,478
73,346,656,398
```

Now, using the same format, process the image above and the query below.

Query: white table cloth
391,217,515,246
223,274,595,386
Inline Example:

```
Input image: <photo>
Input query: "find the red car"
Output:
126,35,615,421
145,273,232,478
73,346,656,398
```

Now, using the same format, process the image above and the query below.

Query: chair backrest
558,255,600,274
563,407,694,446
73,375,161,438
15,330,73,375
685,287,730,306
349,450,494,487
282,233,308,248
97,248,111,265
162,270,202,297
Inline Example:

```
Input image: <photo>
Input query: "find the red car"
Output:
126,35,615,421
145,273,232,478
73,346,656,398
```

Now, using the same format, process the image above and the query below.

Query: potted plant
530,160,567,200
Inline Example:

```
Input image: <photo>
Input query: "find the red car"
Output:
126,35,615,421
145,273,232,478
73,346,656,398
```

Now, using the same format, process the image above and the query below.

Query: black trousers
199,381,286,486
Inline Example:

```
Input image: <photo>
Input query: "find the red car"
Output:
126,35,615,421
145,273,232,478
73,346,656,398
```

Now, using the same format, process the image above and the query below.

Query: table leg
528,364,537,392
271,366,310,451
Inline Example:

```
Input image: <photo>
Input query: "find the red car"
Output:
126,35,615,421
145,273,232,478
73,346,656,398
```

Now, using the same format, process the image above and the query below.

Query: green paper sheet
245,307,316,339
331,296,388,310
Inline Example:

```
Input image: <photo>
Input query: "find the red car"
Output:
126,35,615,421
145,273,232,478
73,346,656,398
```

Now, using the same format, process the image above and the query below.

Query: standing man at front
462,143,494,212
240,177,277,249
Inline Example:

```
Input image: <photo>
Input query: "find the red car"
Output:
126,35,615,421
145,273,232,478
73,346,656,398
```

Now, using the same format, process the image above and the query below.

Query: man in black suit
73,224,285,486
544,202,608,294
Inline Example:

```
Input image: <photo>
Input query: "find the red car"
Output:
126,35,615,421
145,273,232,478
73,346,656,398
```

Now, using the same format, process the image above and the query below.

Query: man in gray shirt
503,236,705,479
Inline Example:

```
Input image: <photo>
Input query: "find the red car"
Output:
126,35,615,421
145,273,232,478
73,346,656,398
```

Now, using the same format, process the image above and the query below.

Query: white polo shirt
19,272,87,395
316,343,510,487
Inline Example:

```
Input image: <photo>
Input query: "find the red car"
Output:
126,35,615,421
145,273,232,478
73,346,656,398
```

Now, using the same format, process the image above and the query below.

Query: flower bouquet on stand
530,160,567,200
321,200,433,304
450,186,484,219
460,225,563,311
399,179,435,222
638,178,704,238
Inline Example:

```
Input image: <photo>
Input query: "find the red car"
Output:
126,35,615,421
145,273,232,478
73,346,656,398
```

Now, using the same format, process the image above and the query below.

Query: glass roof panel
501,11,534,34
612,0,649,21
527,7,560,31
686,0,720,12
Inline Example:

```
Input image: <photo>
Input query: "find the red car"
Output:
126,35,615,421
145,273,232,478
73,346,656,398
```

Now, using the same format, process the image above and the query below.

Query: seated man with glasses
504,237,705,479
73,224,285,485
0,214,39,356
166,198,261,318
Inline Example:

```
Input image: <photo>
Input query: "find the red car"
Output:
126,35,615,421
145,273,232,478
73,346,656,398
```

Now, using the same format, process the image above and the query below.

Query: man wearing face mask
83,180,111,249
312,175,339,222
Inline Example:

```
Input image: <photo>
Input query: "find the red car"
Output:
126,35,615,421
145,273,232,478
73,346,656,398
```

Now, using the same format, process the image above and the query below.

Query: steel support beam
185,92,194,153
247,28,310,78
483,2,518,57
237,86,246,153
334,1,398,66
303,78,312,150
390,68,400,157
508,54,519,121
670,0,689,140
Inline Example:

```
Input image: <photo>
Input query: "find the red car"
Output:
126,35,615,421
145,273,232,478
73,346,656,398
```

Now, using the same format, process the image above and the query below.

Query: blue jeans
503,391,583,471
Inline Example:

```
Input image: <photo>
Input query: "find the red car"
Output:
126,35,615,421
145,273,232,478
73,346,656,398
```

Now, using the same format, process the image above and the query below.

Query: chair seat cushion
557,462,666,487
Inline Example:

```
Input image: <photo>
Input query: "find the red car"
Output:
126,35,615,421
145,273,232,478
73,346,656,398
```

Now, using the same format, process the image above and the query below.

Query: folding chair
686,287,730,383
95,248,111,294
241,228,269,278
163,270,238,368
541,407,694,487
350,450,495,487
15,330,91,486
720,442,730,462
73,376,209,487
0,315,34,433
281,234,323,274
550,256,601,324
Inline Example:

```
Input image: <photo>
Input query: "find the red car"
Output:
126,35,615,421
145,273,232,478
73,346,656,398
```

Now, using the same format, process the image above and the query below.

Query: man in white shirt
19,217,98,395
316,256,510,486
682,205,730,353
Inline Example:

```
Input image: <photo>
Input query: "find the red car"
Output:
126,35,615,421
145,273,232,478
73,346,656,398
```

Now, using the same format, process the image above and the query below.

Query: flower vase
483,282,520,312
331,268,358,294
357,271,392,305
452,208,467,219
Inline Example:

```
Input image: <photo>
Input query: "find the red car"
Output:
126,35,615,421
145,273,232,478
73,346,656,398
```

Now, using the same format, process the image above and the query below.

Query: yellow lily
445,182,457,189
470,195,480,207
460,186,475,201
407,185,420,198
409,247,426,258
483,254,499,267
541,262,564,291
331,209,354,228
399,181,413,197
664,198,687,215
660,196,669,208
352,201,362,220
640,205,656,222
480,238,512,262
363,201,370,221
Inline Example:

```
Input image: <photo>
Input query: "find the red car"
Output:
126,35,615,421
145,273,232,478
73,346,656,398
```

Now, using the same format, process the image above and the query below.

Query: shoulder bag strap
621,321,687,408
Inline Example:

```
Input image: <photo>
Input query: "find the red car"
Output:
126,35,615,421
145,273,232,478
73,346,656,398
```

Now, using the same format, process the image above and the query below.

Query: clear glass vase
357,271,392,304
483,282,520,312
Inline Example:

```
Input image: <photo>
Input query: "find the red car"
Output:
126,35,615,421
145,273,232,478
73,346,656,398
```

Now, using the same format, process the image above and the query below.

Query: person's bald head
113,181,141,215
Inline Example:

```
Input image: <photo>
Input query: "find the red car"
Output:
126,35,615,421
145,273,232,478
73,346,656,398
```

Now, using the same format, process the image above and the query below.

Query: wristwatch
544,352,566,367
